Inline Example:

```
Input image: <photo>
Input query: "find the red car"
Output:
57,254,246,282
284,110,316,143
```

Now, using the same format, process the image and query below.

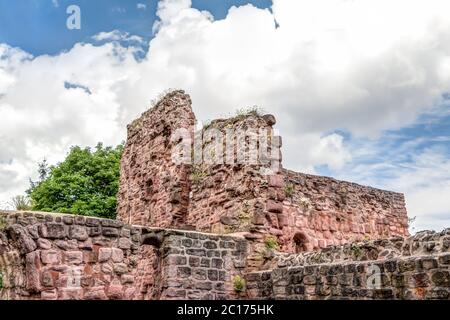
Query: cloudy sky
0,0,449,232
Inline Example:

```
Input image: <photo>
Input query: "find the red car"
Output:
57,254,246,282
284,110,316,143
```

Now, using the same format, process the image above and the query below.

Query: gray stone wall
246,229,450,300
159,231,248,300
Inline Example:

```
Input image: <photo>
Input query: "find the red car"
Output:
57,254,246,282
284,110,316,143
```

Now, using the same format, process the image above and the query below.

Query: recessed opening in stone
293,232,308,253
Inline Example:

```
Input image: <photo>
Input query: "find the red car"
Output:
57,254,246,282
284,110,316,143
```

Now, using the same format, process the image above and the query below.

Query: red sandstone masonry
277,170,409,253
1,211,448,300
0,91,441,301
117,90,195,228
116,90,409,262
0,210,247,300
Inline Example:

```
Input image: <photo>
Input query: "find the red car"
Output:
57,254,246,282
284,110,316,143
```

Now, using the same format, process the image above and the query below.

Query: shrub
235,106,264,118
190,165,208,184
284,184,295,197
264,236,280,250
351,243,362,258
10,195,32,211
0,216,6,231
233,275,246,293
299,197,312,210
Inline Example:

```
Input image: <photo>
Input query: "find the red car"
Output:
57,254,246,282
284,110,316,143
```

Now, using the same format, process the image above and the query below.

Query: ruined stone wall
0,210,155,300
117,90,195,228
186,113,281,234
0,211,246,300
272,170,409,253
158,230,248,300
246,229,450,300
116,90,409,257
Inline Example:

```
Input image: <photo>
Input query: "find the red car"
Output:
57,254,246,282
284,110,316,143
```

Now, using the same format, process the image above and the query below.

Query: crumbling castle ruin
1,90,449,300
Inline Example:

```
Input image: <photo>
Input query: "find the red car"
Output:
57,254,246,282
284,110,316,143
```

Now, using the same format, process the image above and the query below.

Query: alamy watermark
66,266,82,288
170,124,282,175
366,264,382,289
66,5,81,30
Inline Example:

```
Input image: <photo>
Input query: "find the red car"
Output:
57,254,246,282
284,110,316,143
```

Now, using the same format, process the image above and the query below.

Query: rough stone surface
0,211,449,300
0,211,246,300
116,90,409,266
117,90,195,228
0,91,443,301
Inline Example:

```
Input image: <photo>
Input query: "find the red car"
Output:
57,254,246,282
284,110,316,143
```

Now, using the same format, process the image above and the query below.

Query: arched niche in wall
293,232,309,253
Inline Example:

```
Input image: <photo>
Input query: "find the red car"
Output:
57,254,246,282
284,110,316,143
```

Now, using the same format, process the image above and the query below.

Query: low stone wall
0,211,247,300
266,229,450,269
159,231,248,300
247,229,450,300
2,210,448,300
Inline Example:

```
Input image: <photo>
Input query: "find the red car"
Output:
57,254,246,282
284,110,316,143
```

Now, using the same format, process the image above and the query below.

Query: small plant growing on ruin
264,236,280,251
10,195,32,211
0,216,6,231
235,106,264,118
237,202,252,231
298,197,312,211
233,275,246,293
310,252,326,264
408,216,417,232
351,243,363,259
0,272,3,290
284,183,295,198
190,165,208,185
202,119,212,130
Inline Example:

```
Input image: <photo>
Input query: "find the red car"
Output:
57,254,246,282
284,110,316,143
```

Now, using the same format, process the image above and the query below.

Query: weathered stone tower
117,91,195,228
117,90,409,258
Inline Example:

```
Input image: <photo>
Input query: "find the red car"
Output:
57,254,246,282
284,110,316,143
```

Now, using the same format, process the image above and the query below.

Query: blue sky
0,0,449,232
0,0,272,56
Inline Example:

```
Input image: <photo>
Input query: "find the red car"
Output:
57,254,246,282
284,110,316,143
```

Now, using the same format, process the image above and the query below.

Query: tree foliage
29,143,123,219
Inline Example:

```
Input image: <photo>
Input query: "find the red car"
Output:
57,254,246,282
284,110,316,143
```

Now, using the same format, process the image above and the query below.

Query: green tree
29,143,123,219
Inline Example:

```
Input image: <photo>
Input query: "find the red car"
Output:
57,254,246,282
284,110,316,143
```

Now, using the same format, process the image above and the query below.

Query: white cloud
137,3,147,10
92,30,144,43
51,0,59,8
1,0,450,230
380,147,450,232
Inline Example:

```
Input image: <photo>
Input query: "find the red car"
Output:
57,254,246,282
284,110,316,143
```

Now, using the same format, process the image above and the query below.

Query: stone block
69,225,88,241
41,270,54,287
177,267,192,278
41,250,61,265
103,227,119,237
65,251,83,265
266,200,283,213
39,223,67,239
268,175,284,188
84,286,107,300
25,251,41,292
107,285,124,300
111,248,124,263
118,237,132,250
41,289,58,300
121,275,135,285
113,263,128,275
207,269,218,281
37,238,52,250
431,271,450,287
98,248,112,262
